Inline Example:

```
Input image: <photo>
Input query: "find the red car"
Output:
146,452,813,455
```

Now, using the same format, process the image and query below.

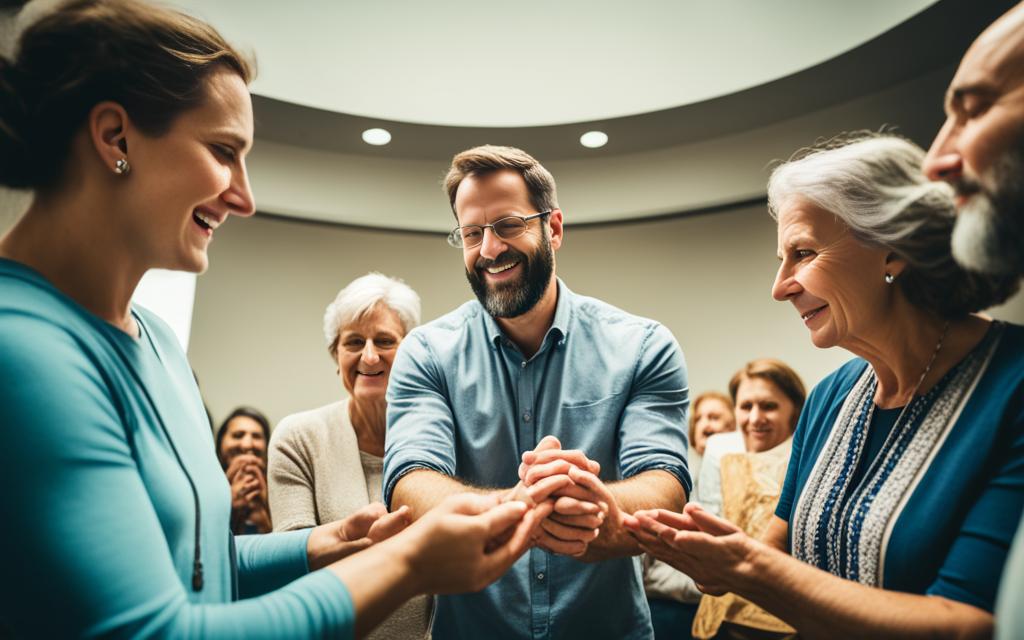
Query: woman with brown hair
0,1,551,636
695,359,805,517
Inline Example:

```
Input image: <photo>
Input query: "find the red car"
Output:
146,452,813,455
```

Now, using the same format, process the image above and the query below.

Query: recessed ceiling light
362,128,392,146
580,131,608,149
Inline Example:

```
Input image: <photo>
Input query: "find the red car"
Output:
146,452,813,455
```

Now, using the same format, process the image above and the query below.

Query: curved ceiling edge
250,0,1007,162
249,66,951,233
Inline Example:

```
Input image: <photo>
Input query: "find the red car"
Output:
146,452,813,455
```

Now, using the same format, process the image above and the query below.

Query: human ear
884,251,908,280
547,208,564,250
87,101,131,174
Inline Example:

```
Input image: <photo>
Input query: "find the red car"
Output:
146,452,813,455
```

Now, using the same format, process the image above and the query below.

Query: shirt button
521,361,527,368
523,411,532,422
536,572,545,581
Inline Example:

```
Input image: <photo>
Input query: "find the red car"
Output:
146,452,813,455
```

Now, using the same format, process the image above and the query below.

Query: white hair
767,131,1018,318
767,133,954,242
322,272,421,356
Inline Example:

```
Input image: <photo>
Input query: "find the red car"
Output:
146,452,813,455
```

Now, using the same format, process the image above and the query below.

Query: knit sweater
269,399,431,639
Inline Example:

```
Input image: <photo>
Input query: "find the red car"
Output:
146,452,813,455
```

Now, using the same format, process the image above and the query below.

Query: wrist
379,525,429,596
728,534,768,595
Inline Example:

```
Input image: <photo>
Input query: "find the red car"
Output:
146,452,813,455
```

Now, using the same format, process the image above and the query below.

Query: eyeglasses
447,211,551,249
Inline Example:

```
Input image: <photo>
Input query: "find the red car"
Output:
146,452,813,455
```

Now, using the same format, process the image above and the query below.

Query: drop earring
114,158,130,175
884,273,895,284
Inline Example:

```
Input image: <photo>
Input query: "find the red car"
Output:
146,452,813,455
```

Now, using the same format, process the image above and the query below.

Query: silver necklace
883,320,950,420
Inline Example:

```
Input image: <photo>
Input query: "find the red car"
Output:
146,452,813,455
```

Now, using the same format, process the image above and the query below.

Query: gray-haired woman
269,272,430,639
629,132,1024,639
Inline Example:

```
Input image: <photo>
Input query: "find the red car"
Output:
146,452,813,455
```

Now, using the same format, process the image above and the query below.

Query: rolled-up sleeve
383,331,458,507
618,323,691,496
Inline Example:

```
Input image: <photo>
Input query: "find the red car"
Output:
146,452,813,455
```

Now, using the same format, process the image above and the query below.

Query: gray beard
951,148,1024,276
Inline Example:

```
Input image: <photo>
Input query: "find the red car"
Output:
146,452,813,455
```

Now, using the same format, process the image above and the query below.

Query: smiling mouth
485,261,519,274
193,210,215,232
357,371,384,377
801,305,827,321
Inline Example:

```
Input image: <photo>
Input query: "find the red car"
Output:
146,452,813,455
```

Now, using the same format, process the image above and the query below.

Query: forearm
734,541,992,640
327,537,421,639
583,470,685,561
391,469,490,520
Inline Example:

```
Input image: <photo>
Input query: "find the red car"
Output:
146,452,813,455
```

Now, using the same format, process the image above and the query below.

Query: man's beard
951,142,1024,276
465,232,554,318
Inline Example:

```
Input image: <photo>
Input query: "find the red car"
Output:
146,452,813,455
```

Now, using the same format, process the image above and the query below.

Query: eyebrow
213,131,252,152
946,82,998,111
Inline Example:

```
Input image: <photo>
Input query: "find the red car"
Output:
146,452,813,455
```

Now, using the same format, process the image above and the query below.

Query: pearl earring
884,273,895,284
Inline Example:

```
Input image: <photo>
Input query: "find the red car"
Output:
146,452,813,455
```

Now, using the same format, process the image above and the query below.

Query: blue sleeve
618,323,691,497
383,331,457,507
236,530,312,599
927,401,1024,612
0,318,354,638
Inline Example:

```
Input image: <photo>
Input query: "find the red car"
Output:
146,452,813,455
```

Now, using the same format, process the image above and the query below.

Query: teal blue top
0,259,354,638
776,322,1024,613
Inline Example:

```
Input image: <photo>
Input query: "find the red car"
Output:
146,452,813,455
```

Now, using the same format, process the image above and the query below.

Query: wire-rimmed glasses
447,211,551,248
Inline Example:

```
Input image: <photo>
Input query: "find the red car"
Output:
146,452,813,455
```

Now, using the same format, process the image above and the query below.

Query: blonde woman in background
269,273,431,639
687,390,736,485
645,390,735,640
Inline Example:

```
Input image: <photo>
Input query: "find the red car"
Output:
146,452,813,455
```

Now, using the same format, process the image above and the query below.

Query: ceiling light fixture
362,128,392,146
579,131,608,149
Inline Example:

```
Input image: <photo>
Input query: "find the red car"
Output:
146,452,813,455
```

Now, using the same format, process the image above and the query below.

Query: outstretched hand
308,502,413,570
406,493,550,594
625,502,752,595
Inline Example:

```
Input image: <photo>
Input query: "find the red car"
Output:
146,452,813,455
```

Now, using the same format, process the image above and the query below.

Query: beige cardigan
268,399,431,639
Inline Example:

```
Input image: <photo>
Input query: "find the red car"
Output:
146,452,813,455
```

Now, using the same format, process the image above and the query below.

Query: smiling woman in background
0,1,547,636
630,131,1024,639
696,359,804,518
687,390,736,484
217,406,273,534
269,272,431,640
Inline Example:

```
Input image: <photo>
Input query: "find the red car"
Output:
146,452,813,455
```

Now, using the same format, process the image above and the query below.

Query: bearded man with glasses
382,145,691,640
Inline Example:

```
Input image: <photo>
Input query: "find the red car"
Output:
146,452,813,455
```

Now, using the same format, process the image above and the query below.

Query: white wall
187,208,1024,427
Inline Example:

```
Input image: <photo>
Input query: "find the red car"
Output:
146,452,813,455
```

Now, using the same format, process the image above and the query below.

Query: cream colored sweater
268,399,431,639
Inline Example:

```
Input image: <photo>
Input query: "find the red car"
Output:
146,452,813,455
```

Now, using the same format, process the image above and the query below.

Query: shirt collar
484,278,572,349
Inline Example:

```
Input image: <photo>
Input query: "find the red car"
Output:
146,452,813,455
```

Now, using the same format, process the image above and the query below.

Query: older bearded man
924,2,1024,276
925,4,1024,639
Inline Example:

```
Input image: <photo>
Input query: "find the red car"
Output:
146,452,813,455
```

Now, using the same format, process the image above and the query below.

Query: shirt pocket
554,395,626,476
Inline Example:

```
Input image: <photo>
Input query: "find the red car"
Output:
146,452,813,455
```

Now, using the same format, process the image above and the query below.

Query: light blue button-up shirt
384,280,690,640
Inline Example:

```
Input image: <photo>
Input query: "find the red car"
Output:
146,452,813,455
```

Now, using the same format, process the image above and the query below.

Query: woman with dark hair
0,1,550,637
630,132,1024,639
217,407,272,534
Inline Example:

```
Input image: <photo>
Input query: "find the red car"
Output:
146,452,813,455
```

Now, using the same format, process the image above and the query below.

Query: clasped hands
506,435,622,559
225,453,271,531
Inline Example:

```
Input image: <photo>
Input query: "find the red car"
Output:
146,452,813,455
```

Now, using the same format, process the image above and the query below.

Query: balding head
923,2,1024,275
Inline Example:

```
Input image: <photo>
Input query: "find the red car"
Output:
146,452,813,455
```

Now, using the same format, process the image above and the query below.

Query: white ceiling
173,0,937,127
